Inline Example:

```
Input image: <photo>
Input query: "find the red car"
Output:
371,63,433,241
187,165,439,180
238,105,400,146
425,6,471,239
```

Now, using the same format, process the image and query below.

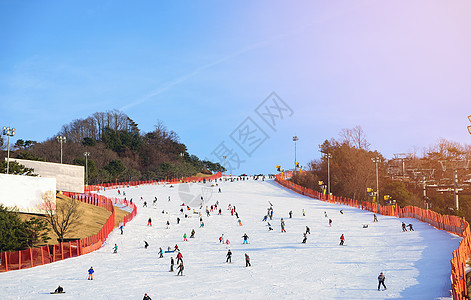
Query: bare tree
43,194,81,243
339,125,370,150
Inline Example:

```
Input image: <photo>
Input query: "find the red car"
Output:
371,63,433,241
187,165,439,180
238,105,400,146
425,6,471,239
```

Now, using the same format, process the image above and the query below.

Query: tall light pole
293,136,299,171
56,135,66,164
372,157,381,204
84,152,90,186
2,126,15,174
223,155,227,175
324,153,332,197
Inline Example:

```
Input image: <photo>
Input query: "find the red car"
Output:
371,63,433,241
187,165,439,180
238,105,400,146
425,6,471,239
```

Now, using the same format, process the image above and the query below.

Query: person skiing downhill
242,234,249,244
144,241,149,249
183,233,188,241
226,249,232,263
340,234,345,245
169,257,174,272
289,211,293,218
177,261,184,276
113,244,118,253
176,252,183,264
88,267,94,280
281,218,286,232
373,214,378,222
190,229,195,238
408,223,414,231
120,225,124,235
245,253,251,267
329,219,333,227
305,226,310,235
402,222,407,232
378,272,387,290
147,218,152,226
159,247,164,258
302,209,305,216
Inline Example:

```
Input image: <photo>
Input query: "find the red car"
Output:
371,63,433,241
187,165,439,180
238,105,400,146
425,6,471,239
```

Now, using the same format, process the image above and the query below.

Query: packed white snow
0,178,461,299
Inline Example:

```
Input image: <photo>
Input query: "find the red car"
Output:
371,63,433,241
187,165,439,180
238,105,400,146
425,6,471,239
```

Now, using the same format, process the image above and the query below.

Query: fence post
18,251,21,270
30,248,33,268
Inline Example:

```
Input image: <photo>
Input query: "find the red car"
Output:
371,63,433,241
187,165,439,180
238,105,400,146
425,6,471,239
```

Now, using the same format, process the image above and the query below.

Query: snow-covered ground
0,179,461,299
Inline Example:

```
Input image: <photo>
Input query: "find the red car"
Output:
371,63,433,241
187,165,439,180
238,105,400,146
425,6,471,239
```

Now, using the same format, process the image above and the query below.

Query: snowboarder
143,201,147,207
144,241,149,249
238,219,243,226
183,233,188,241
378,272,387,290
52,285,64,294
402,222,407,232
177,261,184,276
289,210,293,218
147,218,152,226
302,209,305,216
190,229,195,238
245,253,251,267
302,233,307,244
242,233,249,244
340,234,345,246
169,257,174,272
88,267,94,280
373,214,378,222
113,244,118,253
281,218,286,232
143,293,152,300
305,226,310,234
226,249,232,263
329,219,333,227
408,223,414,231
120,225,124,235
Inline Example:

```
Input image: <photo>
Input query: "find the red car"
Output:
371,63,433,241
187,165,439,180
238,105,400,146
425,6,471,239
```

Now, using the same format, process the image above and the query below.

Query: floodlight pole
3,126,15,174
293,136,299,171
223,155,227,175
84,152,90,186
372,157,381,204
56,135,66,164
325,153,332,197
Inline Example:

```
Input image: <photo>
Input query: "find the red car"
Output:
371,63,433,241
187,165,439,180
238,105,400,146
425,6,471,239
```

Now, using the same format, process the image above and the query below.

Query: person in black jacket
177,262,184,276
378,272,387,290
245,253,251,267
226,249,232,263
170,257,174,272
143,293,152,300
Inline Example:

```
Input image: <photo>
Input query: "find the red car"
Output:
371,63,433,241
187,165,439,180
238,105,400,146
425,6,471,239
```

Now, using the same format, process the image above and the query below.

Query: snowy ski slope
0,179,461,299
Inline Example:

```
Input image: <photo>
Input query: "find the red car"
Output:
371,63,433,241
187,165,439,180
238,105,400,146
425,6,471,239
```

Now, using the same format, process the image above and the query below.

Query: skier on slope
339,234,345,246
169,257,174,272
226,249,232,263
176,252,183,264
183,233,188,241
159,247,164,258
87,267,94,280
190,229,195,238
113,244,118,253
373,214,378,222
408,223,414,231
305,226,310,235
147,218,152,226
289,211,293,218
281,218,286,232
378,272,387,290
402,222,407,232
329,219,333,227
143,293,152,300
144,241,149,249
245,253,251,267
242,234,249,244
177,261,184,276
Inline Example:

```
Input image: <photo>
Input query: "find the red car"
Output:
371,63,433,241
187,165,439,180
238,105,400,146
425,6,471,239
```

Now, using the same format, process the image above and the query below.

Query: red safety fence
275,174,471,300
0,192,137,273
84,172,223,192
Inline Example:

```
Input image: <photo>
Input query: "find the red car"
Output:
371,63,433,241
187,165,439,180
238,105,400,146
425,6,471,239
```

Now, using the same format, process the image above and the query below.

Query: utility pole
325,153,332,197
439,160,470,211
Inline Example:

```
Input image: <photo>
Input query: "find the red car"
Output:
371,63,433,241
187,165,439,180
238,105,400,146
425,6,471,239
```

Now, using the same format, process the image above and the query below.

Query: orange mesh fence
275,174,470,300
0,190,133,272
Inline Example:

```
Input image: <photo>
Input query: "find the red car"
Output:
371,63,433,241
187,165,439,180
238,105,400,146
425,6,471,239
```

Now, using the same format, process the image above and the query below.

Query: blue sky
1,1,471,174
